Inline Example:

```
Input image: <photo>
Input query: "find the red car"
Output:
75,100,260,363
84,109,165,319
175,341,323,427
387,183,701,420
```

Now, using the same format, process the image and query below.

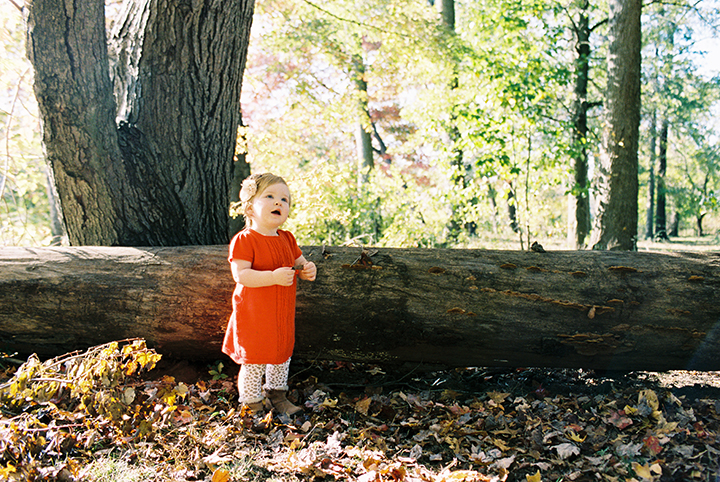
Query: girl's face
247,182,291,235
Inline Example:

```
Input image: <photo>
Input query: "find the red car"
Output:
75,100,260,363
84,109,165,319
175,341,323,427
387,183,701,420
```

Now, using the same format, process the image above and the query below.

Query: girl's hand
299,261,316,281
273,267,296,286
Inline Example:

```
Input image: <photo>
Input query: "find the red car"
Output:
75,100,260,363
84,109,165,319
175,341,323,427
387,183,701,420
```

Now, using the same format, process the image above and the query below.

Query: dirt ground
156,357,720,402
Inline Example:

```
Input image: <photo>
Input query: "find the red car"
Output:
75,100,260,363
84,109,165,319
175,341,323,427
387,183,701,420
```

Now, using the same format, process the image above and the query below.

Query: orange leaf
211,468,230,482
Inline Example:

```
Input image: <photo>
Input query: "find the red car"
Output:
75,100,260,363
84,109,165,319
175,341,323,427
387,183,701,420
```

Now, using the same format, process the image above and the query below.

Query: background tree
567,0,605,248
639,0,720,242
26,0,254,246
4,0,719,249
591,0,641,251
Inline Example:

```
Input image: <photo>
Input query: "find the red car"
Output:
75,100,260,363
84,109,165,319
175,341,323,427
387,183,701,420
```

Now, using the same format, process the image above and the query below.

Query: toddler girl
223,173,316,415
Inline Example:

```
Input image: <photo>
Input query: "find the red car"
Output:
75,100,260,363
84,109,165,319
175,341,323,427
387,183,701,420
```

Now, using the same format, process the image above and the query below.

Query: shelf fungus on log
1,246,719,371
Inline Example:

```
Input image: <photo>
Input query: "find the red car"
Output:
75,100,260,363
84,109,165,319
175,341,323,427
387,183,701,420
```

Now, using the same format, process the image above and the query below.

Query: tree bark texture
644,112,656,240
2,246,719,371
27,0,254,246
27,0,127,245
591,0,641,251
110,0,254,245
570,2,592,249
655,119,669,240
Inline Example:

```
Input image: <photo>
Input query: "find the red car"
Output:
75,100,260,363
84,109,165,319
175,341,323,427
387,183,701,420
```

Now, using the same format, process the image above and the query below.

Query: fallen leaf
356,397,372,415
487,391,510,404
526,470,542,482
616,442,643,457
211,468,230,482
642,435,663,455
566,429,586,443
631,461,661,480
552,443,580,460
439,469,495,481
606,410,633,429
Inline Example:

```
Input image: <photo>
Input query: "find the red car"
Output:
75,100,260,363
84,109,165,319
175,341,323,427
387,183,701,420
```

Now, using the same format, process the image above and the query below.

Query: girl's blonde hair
229,172,290,221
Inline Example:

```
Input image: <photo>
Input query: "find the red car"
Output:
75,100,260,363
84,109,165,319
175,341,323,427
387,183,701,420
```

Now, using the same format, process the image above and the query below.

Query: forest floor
2,341,720,482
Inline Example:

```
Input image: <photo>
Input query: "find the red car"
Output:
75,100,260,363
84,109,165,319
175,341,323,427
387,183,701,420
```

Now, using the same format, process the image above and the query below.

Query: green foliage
0,3,52,246
638,1,720,237
208,361,228,381
0,340,174,480
0,0,719,247
242,0,720,248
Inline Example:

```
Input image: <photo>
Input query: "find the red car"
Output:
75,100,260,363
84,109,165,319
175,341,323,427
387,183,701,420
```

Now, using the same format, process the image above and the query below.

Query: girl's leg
264,358,302,415
264,358,291,391
238,363,265,404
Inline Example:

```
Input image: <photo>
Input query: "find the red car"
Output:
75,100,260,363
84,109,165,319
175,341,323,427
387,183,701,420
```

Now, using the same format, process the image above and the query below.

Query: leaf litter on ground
0,339,719,481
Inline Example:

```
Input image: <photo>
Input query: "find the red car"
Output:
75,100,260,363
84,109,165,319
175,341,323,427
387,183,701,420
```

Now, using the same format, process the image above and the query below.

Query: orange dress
222,228,303,365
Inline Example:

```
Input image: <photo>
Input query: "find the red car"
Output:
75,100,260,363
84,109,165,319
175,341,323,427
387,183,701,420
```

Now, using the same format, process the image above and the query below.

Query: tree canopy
1,0,719,249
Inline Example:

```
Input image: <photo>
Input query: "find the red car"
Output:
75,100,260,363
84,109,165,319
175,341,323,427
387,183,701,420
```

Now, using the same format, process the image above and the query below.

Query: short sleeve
282,230,303,260
228,230,255,264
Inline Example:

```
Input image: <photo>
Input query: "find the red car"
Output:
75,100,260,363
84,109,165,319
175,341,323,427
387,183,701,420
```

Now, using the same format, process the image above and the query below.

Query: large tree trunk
27,0,254,246
27,0,127,245
2,246,719,371
591,0,641,251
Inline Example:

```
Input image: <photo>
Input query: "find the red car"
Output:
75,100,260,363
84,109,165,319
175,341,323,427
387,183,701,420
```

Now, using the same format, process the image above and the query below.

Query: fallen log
1,246,719,371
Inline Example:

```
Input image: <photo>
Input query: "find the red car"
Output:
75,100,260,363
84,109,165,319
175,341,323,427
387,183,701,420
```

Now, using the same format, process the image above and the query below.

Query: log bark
1,246,719,371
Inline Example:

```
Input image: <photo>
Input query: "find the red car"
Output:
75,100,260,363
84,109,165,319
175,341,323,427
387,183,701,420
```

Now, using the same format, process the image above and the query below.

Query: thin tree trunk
697,214,705,236
351,52,374,184
571,2,592,249
655,118,669,240
228,121,251,239
44,167,64,245
645,112,656,239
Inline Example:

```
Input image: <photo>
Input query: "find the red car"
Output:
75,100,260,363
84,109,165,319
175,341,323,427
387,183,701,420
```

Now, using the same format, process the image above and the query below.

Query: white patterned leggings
237,358,291,404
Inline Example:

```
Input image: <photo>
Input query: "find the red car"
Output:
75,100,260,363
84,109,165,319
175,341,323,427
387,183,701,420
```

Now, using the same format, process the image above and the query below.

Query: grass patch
80,457,160,482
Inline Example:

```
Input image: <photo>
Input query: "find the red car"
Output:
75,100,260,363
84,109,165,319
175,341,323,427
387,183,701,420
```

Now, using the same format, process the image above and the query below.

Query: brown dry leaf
487,391,510,404
356,397,372,415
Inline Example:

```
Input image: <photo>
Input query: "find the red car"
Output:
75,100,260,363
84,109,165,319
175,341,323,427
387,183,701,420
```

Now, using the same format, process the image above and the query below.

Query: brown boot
265,389,302,416
242,398,271,416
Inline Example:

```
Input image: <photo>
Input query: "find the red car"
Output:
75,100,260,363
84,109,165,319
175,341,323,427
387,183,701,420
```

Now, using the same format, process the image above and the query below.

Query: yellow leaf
639,389,659,411
492,438,510,451
567,430,586,443
632,462,651,479
175,383,189,398
624,405,638,416
526,470,542,482
440,470,491,482
321,398,338,408
0,462,16,478
211,468,231,482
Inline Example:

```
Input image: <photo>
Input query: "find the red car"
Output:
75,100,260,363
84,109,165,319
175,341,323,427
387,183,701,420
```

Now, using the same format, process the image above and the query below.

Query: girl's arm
294,255,317,281
231,259,296,287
